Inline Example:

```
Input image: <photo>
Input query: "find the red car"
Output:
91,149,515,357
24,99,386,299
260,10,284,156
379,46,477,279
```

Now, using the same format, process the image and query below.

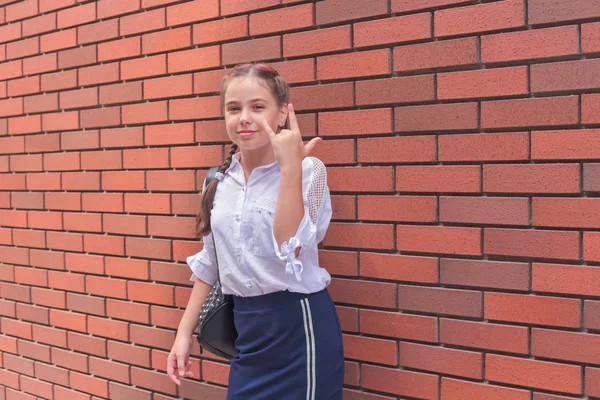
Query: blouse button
246,282,253,288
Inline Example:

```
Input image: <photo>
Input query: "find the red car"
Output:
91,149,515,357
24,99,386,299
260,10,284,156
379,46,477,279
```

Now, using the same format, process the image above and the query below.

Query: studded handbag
196,167,238,360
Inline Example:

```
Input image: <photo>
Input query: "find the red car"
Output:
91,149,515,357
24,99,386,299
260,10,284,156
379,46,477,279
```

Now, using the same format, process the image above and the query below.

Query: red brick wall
1,0,600,399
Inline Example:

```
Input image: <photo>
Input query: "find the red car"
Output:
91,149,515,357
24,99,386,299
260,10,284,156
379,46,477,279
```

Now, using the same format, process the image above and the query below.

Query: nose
239,108,251,125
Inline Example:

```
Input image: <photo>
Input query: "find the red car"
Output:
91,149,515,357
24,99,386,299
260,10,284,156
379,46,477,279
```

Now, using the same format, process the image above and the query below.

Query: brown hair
195,62,290,238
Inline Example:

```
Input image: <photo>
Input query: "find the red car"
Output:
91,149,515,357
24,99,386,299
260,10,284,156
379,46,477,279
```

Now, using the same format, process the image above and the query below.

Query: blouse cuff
278,237,303,281
186,250,217,285
272,212,315,282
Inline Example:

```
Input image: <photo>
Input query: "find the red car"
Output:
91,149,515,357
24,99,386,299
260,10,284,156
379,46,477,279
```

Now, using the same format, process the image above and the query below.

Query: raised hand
262,103,321,169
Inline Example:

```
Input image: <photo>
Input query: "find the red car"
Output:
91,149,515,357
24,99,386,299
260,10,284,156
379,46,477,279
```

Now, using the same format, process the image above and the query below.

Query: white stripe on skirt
300,298,316,400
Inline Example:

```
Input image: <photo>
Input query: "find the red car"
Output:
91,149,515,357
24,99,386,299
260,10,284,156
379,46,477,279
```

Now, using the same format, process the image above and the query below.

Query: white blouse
186,152,333,297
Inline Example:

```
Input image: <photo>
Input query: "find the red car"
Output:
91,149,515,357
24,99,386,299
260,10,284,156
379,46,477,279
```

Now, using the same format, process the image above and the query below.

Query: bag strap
210,230,220,284
203,166,221,283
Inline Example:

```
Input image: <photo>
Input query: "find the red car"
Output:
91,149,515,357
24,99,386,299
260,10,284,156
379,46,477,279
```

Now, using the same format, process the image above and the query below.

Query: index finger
262,119,276,138
167,356,181,385
287,103,299,132
168,371,181,386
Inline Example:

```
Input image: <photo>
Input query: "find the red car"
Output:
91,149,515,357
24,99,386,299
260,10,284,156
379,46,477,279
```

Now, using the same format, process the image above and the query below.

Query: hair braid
195,143,238,238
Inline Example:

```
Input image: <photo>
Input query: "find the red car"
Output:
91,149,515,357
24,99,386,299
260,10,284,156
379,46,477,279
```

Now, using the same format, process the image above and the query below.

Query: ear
278,103,289,128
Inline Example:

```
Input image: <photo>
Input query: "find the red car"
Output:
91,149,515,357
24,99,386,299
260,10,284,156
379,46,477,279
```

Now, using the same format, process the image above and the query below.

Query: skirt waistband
232,289,326,311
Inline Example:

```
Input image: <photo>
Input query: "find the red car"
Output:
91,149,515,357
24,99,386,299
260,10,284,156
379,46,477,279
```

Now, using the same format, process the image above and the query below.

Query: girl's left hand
262,103,321,169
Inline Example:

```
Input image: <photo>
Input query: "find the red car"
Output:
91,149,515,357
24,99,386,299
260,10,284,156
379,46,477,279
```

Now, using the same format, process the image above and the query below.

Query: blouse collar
228,152,279,177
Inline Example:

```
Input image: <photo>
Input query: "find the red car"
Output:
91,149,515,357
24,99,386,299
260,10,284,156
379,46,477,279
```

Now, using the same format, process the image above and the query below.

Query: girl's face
223,77,287,151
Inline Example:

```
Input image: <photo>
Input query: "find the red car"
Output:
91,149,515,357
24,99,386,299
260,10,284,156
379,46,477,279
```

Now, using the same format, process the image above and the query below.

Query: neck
239,146,276,180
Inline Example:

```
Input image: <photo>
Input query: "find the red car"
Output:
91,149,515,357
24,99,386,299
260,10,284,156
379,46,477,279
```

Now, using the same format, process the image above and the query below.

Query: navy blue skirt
227,288,344,400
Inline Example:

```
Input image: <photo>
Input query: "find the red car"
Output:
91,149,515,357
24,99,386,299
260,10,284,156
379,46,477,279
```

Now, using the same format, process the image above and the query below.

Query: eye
227,106,239,112
254,104,265,110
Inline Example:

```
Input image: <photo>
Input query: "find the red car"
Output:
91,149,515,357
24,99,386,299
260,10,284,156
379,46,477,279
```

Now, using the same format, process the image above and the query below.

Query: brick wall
1,0,600,399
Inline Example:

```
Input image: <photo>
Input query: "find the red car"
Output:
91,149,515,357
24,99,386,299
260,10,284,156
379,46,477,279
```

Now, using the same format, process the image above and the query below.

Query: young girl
167,63,344,399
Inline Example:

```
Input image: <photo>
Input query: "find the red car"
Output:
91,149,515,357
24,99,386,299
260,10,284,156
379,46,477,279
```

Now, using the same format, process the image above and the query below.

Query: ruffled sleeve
271,157,332,281
187,232,218,285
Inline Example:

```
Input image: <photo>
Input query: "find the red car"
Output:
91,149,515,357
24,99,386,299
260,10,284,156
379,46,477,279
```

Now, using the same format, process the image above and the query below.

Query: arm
273,162,304,256
168,174,219,385
175,278,213,339
262,103,322,264
271,158,330,281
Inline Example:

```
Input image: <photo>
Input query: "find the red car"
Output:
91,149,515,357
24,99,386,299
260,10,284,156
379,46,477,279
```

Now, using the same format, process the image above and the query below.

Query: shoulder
303,156,327,176
302,157,327,191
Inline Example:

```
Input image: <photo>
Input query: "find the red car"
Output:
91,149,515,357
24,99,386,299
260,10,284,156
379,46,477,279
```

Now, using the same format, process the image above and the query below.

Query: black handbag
196,167,238,360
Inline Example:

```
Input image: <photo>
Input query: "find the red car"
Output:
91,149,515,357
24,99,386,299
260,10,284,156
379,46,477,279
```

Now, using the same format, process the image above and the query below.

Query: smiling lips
239,130,257,137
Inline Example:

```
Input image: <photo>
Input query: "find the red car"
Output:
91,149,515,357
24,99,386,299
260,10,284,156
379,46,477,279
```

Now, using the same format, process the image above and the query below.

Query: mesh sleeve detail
307,157,327,226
